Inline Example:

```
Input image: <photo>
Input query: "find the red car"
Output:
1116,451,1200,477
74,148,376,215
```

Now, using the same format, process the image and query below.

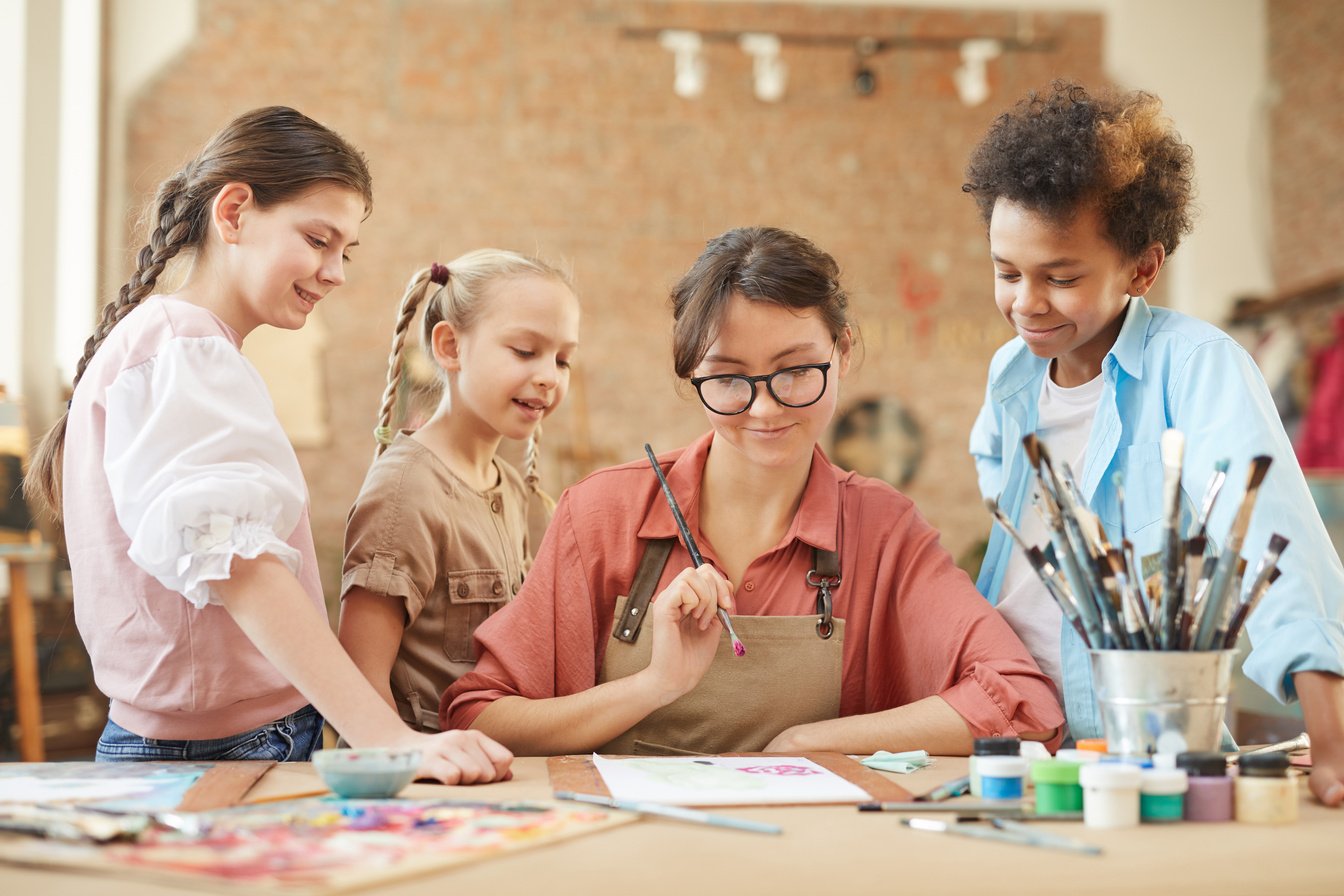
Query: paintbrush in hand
643,443,745,657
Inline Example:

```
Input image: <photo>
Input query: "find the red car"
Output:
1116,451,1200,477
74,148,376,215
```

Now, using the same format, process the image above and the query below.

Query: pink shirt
443,432,1064,742
64,296,322,739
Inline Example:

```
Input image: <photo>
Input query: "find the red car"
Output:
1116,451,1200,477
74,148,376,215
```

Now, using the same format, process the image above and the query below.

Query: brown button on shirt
342,433,533,732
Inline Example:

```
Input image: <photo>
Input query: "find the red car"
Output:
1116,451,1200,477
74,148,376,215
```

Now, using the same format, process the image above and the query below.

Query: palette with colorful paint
312,748,421,798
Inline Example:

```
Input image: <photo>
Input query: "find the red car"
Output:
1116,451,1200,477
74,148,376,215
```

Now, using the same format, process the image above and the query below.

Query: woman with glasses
441,227,1063,755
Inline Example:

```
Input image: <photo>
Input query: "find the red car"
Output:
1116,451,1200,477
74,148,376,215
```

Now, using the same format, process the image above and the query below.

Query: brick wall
1268,0,1344,292
124,0,1105,597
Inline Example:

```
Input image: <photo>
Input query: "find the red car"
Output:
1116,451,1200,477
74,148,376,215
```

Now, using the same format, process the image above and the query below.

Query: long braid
24,176,196,519
374,270,433,459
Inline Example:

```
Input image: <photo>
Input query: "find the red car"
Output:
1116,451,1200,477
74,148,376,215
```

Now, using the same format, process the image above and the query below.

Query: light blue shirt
971,297,1344,739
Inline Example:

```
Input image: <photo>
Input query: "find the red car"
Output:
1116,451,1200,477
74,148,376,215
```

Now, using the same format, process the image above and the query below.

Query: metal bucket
1089,649,1236,756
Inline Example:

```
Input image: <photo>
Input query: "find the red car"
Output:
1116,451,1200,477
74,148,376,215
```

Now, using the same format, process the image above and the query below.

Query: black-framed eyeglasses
690,357,833,416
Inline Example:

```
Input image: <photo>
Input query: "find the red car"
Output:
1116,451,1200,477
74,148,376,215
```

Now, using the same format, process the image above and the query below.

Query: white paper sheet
592,754,872,806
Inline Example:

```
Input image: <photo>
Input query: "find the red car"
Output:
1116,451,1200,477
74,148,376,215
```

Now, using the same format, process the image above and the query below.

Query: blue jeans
95,704,323,762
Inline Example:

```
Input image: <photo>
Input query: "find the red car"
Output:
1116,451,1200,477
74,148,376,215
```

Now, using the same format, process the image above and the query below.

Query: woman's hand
401,729,514,785
644,565,734,706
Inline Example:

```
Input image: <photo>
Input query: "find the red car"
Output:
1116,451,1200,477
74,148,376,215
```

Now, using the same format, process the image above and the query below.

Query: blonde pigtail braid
374,269,436,459
23,176,196,520
524,425,542,495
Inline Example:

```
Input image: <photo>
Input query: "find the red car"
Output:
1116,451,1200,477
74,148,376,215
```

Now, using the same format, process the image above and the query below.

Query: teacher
443,227,1063,756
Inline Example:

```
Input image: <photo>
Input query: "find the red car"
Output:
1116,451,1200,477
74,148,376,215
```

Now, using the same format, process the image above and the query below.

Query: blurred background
2,0,1340,758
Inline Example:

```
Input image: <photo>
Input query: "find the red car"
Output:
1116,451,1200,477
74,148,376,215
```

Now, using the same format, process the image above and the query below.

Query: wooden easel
0,386,53,761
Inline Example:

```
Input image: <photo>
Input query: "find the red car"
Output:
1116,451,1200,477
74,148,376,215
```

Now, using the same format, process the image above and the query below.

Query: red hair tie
429,263,450,285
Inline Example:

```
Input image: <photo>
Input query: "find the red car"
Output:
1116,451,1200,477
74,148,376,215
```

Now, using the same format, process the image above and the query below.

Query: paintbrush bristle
1186,535,1207,557
1030,546,1062,579
1022,434,1042,468
983,496,999,517
1214,458,1231,474
732,639,746,657
1269,533,1289,555
1269,567,1283,584
1160,428,1185,468
1246,455,1273,491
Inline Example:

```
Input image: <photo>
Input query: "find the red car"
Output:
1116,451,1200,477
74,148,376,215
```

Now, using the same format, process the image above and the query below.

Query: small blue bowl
313,748,422,798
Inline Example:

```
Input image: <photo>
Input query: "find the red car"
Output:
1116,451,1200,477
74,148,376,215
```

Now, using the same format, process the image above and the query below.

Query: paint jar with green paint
1032,759,1084,815
1139,768,1189,822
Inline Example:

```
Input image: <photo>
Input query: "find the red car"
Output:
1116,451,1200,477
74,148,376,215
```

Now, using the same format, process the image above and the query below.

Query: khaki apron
597,538,844,755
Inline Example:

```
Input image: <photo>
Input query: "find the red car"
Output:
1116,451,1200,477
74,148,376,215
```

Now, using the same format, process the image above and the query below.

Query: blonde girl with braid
23,107,511,783
338,251,579,732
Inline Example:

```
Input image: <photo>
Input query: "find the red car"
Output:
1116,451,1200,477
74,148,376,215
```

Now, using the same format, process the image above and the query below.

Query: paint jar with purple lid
1080,762,1141,829
1235,751,1299,825
977,755,1028,801
969,736,1020,797
1177,751,1233,822
1139,768,1188,822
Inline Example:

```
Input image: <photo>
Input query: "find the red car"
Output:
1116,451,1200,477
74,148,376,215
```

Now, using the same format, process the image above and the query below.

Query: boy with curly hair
965,81,1344,806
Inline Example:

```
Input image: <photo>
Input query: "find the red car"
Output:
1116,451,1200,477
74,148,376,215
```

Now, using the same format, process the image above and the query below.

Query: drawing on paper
592,754,871,806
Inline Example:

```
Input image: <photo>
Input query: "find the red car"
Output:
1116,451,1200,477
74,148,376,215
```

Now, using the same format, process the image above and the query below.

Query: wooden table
0,756,1339,895
1,542,55,761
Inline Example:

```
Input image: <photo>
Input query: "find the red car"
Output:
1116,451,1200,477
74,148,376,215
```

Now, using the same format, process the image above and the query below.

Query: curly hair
963,80,1195,259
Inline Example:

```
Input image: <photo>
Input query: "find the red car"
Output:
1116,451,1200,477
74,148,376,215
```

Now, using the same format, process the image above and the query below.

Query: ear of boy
430,320,463,372
1127,243,1166,297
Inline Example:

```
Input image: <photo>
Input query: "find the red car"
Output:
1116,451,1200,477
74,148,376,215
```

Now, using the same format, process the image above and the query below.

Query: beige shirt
342,432,531,732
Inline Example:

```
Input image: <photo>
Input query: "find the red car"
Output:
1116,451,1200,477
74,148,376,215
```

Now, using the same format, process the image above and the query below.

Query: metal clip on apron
807,549,841,639
600,540,844,755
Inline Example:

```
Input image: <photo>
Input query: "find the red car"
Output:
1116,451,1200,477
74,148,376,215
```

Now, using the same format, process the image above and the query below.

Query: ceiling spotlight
739,32,787,103
659,29,707,99
953,38,1001,107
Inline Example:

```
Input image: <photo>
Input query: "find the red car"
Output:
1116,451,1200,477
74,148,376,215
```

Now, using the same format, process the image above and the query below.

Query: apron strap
613,538,676,644
808,547,842,640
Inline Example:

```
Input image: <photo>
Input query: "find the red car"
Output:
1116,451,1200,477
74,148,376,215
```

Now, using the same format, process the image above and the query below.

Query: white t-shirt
996,368,1103,702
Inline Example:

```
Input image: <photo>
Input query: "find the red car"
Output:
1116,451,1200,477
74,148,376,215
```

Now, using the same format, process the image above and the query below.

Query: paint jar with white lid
1139,768,1188,822
1235,751,1299,825
969,737,1020,797
1177,751,1233,822
977,755,1028,801
1080,762,1141,828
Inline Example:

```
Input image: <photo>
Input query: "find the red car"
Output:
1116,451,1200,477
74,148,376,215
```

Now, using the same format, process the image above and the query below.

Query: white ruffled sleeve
104,335,307,609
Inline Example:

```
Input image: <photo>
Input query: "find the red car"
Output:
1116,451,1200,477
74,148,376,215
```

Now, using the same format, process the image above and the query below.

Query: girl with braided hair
338,250,579,732
24,107,511,783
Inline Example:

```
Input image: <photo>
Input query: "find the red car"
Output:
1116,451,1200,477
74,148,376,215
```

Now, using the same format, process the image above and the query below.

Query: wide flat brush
643,443,745,657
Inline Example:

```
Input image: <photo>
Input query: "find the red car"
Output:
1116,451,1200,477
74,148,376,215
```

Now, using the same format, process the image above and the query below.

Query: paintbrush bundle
985,429,1287,651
